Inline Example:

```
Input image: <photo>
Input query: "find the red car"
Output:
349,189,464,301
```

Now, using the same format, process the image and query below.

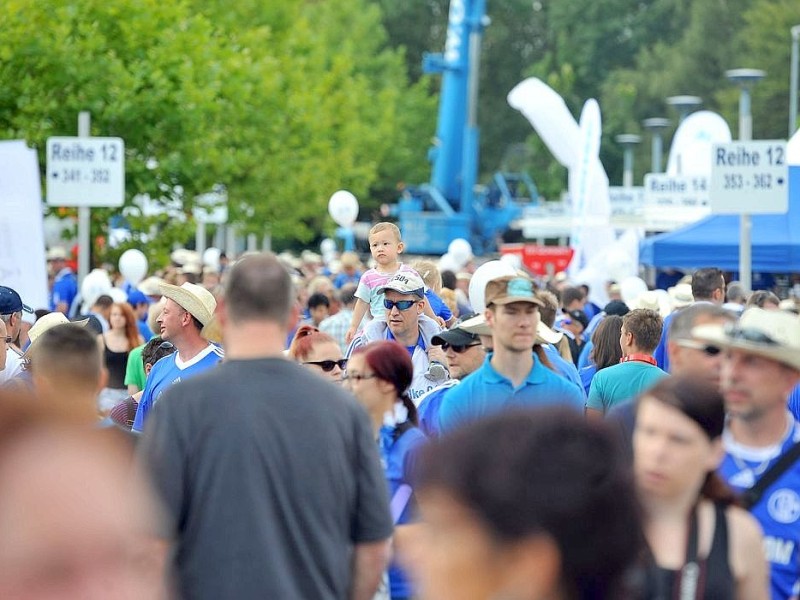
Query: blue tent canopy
640,165,800,272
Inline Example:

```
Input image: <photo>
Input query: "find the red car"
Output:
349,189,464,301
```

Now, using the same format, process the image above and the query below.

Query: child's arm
422,297,446,328
345,299,370,344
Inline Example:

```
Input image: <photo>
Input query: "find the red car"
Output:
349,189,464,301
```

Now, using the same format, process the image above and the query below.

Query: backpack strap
741,441,800,509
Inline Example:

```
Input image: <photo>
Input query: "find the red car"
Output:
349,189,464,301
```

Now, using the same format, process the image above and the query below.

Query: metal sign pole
77,111,91,285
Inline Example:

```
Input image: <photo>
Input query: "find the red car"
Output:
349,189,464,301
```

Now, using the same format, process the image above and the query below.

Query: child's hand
345,326,356,344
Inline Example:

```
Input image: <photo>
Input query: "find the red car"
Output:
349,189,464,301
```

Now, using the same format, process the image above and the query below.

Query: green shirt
586,360,667,414
124,344,146,391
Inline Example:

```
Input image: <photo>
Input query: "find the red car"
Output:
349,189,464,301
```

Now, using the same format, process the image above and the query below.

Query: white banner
0,141,49,312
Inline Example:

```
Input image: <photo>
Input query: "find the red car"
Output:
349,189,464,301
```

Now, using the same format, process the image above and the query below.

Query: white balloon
328,190,359,228
438,252,461,274
499,253,522,270
320,238,337,255
118,249,148,285
447,238,473,268
619,276,648,306
202,247,221,269
468,260,518,313
80,268,113,313
108,287,128,304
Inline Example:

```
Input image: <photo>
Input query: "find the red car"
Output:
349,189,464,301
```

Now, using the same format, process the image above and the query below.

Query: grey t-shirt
139,358,392,600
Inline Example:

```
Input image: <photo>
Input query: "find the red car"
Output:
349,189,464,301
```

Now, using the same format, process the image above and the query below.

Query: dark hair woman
579,315,623,395
634,376,768,599
407,407,643,600
346,340,426,600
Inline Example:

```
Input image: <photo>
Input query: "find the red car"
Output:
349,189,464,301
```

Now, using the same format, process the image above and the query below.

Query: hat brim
459,314,492,336
487,296,544,307
159,283,213,326
431,328,479,347
692,324,800,371
376,285,425,299
537,322,563,345
24,318,89,356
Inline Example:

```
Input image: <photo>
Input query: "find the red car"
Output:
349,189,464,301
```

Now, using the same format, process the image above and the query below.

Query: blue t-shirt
577,339,594,370
379,423,426,599
542,344,585,398
424,290,452,322
788,384,800,422
653,310,676,372
49,268,78,313
437,354,584,434
417,380,460,438
132,344,224,433
579,363,597,396
586,360,667,414
720,418,800,600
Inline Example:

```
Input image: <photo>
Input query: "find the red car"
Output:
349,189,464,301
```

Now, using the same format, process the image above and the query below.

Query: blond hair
368,222,402,242
439,288,458,319
410,259,442,293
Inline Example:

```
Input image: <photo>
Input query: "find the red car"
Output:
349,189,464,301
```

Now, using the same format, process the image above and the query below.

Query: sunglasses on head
383,299,417,311
304,359,348,372
158,341,175,351
440,341,481,354
675,339,721,356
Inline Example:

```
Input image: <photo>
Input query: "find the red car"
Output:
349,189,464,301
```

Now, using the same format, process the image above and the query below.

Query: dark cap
566,309,589,329
431,313,481,347
603,300,630,317
0,286,33,315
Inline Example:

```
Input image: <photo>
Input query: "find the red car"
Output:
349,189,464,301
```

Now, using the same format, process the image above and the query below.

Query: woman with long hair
345,340,427,600
287,324,346,384
634,376,768,599
406,407,643,600
97,302,144,414
579,314,623,395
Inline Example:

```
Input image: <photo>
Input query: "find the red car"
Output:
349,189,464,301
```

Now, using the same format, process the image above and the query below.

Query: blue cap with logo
0,286,33,315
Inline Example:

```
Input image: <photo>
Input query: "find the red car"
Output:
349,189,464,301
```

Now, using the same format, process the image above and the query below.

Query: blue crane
393,0,538,255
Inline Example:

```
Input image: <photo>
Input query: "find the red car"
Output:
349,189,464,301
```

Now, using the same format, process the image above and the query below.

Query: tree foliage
0,0,434,261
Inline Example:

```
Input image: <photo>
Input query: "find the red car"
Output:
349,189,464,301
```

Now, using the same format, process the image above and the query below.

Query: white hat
692,307,800,371
46,247,68,261
139,276,166,297
668,283,694,308
377,272,425,299
158,282,217,326
25,313,88,355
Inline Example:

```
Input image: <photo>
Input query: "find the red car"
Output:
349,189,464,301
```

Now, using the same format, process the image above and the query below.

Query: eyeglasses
342,372,378,382
383,299,417,311
440,342,481,354
675,339,721,356
724,323,779,346
304,359,348,372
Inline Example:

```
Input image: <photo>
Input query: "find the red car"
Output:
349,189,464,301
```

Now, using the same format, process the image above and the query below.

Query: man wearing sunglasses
417,314,486,437
346,271,445,403
694,308,800,600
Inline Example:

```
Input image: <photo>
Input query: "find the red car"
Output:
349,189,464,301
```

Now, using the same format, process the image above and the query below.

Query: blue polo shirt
437,354,584,434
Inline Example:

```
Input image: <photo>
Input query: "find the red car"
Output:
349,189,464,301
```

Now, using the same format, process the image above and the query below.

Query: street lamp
666,96,702,123
615,134,641,187
727,68,766,293
790,26,800,137
643,118,671,174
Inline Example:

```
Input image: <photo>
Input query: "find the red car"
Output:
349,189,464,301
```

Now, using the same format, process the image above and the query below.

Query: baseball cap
603,300,630,317
0,286,33,315
127,289,151,306
565,309,589,330
431,313,480,347
377,272,425,299
484,276,543,307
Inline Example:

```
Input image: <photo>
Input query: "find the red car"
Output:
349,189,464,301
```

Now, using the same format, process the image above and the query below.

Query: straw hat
158,282,216,326
458,313,563,345
692,307,800,371
25,313,88,355
668,283,694,308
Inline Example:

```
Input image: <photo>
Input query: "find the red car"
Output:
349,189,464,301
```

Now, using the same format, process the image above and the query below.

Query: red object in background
500,244,574,276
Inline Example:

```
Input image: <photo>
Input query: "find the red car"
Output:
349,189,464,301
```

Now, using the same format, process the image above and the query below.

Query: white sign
193,192,228,224
608,186,644,216
710,140,788,214
46,137,125,207
644,173,709,208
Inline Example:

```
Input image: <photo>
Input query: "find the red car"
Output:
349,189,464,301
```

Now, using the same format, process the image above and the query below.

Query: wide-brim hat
668,283,694,308
25,313,88,355
692,307,800,371
158,282,216,326
458,313,563,345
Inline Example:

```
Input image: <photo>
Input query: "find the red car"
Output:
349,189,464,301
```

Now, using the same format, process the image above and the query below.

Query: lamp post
666,96,702,123
727,68,766,293
791,26,800,137
643,118,671,174
615,134,641,187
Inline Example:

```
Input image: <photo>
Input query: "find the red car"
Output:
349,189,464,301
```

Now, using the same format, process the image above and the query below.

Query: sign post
47,118,125,284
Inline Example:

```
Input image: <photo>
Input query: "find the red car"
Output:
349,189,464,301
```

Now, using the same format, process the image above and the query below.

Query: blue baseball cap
0,286,33,315
127,289,152,306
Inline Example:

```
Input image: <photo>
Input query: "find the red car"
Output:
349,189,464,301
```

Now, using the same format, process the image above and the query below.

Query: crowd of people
2,223,800,599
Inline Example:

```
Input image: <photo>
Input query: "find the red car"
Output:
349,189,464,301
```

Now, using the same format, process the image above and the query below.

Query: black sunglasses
304,359,348,372
440,342,481,354
3,336,11,344
675,339,721,356
383,299,417,311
